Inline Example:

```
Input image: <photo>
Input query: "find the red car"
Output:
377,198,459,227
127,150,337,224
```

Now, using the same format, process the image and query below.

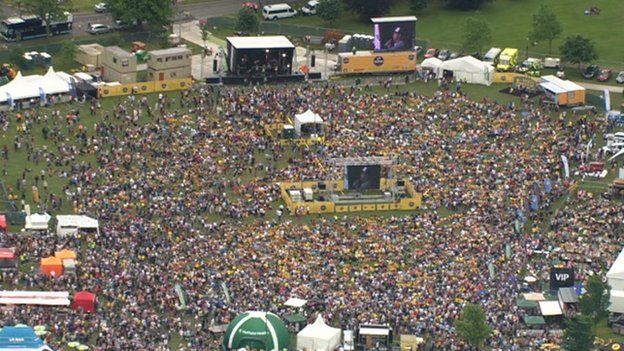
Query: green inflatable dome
222,311,290,351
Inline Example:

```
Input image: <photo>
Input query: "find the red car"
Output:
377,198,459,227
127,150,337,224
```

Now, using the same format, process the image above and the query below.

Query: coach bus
0,12,73,42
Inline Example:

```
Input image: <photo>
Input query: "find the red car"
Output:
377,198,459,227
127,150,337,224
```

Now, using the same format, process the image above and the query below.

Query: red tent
0,214,6,232
0,248,16,268
73,291,96,313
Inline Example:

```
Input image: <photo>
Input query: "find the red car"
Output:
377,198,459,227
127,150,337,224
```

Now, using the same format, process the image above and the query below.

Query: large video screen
345,165,381,190
374,21,415,52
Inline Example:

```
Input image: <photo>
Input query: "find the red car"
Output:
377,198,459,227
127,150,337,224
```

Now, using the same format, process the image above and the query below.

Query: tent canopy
222,311,290,351
0,326,50,350
420,57,442,70
56,215,99,236
437,56,494,86
558,287,578,304
607,248,624,280
0,215,6,231
24,213,51,230
54,249,77,261
294,109,323,135
516,298,538,309
297,315,342,351
284,297,307,308
73,291,96,313
539,300,563,316
523,315,546,325
0,67,71,103
284,313,307,324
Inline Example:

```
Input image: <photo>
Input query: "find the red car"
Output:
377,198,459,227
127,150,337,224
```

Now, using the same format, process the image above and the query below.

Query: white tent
608,248,624,313
538,300,563,316
284,297,307,308
297,315,341,351
420,57,442,71
24,213,51,231
55,215,99,236
0,67,71,104
437,56,494,86
294,109,323,137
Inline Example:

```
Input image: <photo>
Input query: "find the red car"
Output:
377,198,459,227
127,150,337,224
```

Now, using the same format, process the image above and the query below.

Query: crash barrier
97,78,192,98
493,72,539,84
279,178,422,215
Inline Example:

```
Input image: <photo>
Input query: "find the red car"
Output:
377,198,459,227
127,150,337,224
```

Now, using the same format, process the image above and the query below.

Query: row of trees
13,0,172,36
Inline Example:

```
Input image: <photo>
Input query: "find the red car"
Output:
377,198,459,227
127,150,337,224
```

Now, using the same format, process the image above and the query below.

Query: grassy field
281,0,624,69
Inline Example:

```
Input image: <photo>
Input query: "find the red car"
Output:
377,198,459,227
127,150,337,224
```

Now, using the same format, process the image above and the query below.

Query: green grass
280,0,624,69
596,319,624,344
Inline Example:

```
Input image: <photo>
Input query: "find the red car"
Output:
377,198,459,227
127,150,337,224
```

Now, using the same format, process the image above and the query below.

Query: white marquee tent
24,213,51,231
0,67,73,106
608,247,624,313
294,109,323,137
296,315,341,351
420,57,442,71
56,215,99,236
437,56,494,86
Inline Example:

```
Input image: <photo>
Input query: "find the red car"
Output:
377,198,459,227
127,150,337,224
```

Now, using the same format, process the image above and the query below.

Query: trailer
335,51,417,75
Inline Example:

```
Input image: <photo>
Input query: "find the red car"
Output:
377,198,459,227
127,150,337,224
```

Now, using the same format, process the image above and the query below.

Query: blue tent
0,326,52,350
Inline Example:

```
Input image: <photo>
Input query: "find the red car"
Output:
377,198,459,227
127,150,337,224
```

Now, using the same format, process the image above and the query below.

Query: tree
235,7,259,33
563,315,595,351
579,275,610,325
410,0,427,13
317,0,342,25
106,0,172,28
455,304,492,350
461,17,492,55
20,0,72,36
560,35,598,70
56,40,78,71
446,0,492,10
344,0,392,22
529,4,562,54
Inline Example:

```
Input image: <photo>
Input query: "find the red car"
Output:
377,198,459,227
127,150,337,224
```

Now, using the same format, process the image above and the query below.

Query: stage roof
227,36,295,50
371,16,417,23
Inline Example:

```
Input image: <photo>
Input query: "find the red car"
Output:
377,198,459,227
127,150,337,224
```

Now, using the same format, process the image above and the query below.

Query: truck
483,47,501,65
496,48,518,72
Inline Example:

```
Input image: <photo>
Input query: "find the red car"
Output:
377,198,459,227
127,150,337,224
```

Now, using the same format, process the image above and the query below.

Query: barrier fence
97,78,192,97
280,178,422,215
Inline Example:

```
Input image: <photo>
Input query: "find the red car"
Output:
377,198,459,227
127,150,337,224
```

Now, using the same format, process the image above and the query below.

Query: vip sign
550,267,575,290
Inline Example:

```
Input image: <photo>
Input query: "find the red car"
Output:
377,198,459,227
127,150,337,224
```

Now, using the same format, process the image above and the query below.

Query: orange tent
54,249,77,262
40,257,63,277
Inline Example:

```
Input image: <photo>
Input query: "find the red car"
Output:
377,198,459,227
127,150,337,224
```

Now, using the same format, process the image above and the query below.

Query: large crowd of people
0,80,621,350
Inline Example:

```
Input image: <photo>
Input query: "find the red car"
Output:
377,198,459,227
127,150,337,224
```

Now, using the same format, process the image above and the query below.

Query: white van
483,47,501,65
301,0,319,15
263,3,297,20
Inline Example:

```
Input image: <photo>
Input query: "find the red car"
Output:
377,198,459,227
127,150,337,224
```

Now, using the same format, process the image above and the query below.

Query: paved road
2,0,246,39
576,81,624,93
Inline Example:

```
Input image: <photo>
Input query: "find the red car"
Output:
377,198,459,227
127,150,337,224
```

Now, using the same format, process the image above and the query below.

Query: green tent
222,311,290,351
516,298,538,309
523,315,546,326
284,313,307,324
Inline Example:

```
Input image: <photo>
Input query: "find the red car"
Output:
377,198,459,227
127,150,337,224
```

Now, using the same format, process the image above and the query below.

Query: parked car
449,51,460,60
262,3,297,20
112,19,137,30
94,2,108,12
242,2,259,11
424,48,438,59
437,49,451,61
301,0,319,15
87,23,111,34
597,69,612,82
616,71,624,84
582,64,600,79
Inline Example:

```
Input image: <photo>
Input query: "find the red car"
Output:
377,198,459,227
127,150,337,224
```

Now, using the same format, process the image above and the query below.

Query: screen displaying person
384,27,406,51
352,167,373,190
